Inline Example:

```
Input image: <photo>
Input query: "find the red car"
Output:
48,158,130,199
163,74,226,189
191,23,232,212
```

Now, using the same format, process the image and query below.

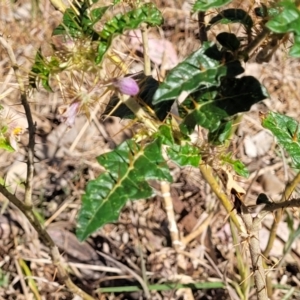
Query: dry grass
1,0,300,299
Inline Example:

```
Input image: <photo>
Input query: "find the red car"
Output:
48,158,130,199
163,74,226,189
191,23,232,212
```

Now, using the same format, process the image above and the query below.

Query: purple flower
113,77,139,96
60,102,80,127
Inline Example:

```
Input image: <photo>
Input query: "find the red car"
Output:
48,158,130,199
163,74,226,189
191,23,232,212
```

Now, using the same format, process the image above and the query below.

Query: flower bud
113,77,139,96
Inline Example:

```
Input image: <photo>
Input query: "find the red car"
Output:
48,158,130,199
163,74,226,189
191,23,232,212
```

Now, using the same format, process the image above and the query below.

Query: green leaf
221,153,249,178
180,97,228,134
30,50,62,91
289,34,300,57
179,76,268,134
262,111,300,168
265,1,300,58
216,32,240,51
193,0,232,12
215,76,268,115
153,42,227,104
53,7,84,37
53,1,107,39
208,120,232,144
76,138,172,241
157,125,201,167
255,5,280,18
167,144,201,167
96,3,163,63
266,1,300,34
0,137,14,152
232,160,249,178
90,6,110,25
207,9,253,32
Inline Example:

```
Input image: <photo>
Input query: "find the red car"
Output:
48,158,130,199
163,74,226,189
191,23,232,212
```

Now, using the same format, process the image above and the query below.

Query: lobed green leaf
221,152,249,178
167,144,201,167
76,138,172,241
266,1,300,34
96,3,163,63
30,50,57,92
157,125,201,167
266,1,300,57
179,76,268,134
53,1,108,39
262,111,300,168
153,42,227,104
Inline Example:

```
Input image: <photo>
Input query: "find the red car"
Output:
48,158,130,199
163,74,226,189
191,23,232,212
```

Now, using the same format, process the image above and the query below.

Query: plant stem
119,94,158,132
199,164,246,234
263,171,300,257
0,34,95,300
230,219,249,299
0,185,95,300
0,35,35,207
141,23,151,76
244,26,271,59
197,12,208,43
240,204,268,300
160,181,182,251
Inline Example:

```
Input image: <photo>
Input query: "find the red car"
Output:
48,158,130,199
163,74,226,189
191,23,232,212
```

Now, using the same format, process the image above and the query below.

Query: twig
240,204,268,300
230,219,250,299
0,185,95,300
141,24,151,76
0,35,95,300
244,27,271,59
21,257,123,274
0,34,35,207
255,197,300,228
199,164,246,234
160,181,182,251
160,181,187,273
182,213,213,245
197,12,208,43
263,171,300,257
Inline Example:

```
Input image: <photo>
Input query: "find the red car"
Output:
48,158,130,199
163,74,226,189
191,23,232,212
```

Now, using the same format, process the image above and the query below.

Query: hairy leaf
193,0,232,12
77,138,172,241
262,112,300,168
